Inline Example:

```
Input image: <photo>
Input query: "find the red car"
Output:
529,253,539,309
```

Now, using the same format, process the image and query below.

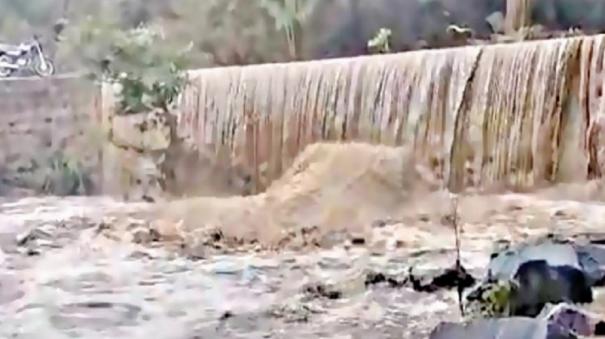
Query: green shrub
73,21,190,114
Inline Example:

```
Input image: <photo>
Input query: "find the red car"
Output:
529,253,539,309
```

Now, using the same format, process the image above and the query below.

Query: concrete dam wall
176,34,605,194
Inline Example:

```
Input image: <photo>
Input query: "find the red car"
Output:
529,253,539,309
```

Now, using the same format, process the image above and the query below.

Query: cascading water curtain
172,34,605,193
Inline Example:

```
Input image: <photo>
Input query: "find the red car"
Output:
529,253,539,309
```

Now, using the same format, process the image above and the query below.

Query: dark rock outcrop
409,264,476,293
430,317,571,339
511,260,593,317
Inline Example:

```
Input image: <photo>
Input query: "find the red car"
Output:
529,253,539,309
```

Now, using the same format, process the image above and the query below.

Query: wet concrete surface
1,194,605,338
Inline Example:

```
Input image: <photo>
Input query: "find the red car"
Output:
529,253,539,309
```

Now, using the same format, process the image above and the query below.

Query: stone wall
98,80,253,201
0,75,103,197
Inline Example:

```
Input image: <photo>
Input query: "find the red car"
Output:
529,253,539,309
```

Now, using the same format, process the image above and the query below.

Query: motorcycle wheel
32,57,55,77
0,55,13,78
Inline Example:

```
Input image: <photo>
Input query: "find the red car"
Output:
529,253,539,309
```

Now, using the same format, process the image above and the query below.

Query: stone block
117,147,166,202
111,109,171,151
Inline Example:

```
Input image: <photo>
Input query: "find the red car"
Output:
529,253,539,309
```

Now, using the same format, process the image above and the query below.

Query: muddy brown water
1,194,605,338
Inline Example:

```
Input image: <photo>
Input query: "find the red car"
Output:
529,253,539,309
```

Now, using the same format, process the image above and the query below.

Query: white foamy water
1,189,605,338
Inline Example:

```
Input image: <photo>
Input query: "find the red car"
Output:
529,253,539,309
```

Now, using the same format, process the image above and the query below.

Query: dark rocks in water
16,218,98,255
302,283,342,300
488,242,581,282
365,272,387,286
464,239,601,319
511,260,593,317
539,303,595,338
449,238,605,335
409,264,476,293
595,321,605,335
430,317,575,339
574,243,605,286
350,237,366,246
488,238,605,288
467,259,593,318
364,271,407,288
16,226,53,247
446,303,602,338
219,311,234,321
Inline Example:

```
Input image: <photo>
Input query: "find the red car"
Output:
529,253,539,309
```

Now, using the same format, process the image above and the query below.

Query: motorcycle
0,35,55,78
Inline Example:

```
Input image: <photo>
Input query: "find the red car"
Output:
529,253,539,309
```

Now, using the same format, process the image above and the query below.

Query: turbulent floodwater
1,191,605,339
0,197,463,339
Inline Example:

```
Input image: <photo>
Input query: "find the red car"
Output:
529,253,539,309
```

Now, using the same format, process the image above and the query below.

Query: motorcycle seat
0,44,25,55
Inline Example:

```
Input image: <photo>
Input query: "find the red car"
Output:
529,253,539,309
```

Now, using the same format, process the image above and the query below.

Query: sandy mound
148,142,437,246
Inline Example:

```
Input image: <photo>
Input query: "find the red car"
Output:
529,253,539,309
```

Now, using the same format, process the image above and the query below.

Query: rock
488,238,605,286
464,266,592,319
488,239,605,287
488,242,581,282
219,310,234,321
302,282,342,300
538,303,596,337
574,243,605,286
16,226,52,247
350,236,366,246
364,271,407,288
116,147,165,202
511,260,592,317
111,110,171,152
596,321,605,335
15,223,66,254
430,317,574,339
268,301,321,323
130,226,161,244
451,303,601,338
409,263,476,293
466,239,598,318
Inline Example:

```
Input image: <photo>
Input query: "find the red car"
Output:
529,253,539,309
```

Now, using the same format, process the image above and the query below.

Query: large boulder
538,303,596,338
429,317,569,339
574,243,605,286
432,303,602,339
487,238,605,289
510,260,592,317
464,239,601,318
488,242,581,282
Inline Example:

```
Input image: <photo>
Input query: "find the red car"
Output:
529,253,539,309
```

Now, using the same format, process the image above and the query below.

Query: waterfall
177,35,605,193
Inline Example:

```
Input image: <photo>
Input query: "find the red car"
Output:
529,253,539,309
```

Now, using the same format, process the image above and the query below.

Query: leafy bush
73,20,190,114
368,28,392,54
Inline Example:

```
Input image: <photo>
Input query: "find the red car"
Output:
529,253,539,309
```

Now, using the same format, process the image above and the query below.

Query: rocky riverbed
2,189,605,338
